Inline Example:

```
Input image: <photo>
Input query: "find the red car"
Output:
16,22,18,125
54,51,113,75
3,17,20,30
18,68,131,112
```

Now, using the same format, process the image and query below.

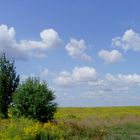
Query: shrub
11,77,57,122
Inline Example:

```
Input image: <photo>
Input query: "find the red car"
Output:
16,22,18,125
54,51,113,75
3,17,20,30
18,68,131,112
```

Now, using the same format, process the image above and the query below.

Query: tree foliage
0,53,19,118
12,77,57,122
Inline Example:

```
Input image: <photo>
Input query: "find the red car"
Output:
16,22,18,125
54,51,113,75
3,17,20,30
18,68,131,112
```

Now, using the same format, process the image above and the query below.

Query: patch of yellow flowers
43,121,54,129
24,123,41,137
0,118,66,140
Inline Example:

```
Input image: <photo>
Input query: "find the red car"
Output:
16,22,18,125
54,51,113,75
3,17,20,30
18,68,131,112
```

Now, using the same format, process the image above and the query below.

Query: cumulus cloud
0,24,15,44
106,73,140,87
54,65,140,100
112,29,140,51
54,66,97,86
72,67,97,82
21,67,140,106
85,73,140,100
55,71,73,86
0,24,27,60
0,24,62,60
98,49,123,64
54,66,140,90
19,28,62,51
65,38,92,61
92,73,140,97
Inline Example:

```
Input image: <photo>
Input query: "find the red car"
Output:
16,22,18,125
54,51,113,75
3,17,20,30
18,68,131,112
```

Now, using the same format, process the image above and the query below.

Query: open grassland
1,106,140,140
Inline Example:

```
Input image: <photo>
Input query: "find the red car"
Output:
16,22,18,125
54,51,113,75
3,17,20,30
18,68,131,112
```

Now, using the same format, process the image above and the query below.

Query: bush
11,77,57,122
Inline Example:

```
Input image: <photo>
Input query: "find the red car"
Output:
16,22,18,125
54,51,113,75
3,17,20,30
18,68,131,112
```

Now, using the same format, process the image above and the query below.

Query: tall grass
0,106,140,140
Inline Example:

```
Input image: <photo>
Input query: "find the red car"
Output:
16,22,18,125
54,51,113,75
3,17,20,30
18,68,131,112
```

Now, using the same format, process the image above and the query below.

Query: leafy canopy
0,53,19,118
12,77,57,122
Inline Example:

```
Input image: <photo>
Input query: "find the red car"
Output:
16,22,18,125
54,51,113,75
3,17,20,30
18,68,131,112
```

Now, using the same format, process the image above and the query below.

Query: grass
55,106,140,140
1,106,140,139
55,106,140,119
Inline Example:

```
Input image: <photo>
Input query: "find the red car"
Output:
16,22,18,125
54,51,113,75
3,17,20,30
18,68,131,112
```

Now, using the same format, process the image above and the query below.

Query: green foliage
1,107,140,140
0,53,19,118
11,77,57,122
0,117,42,140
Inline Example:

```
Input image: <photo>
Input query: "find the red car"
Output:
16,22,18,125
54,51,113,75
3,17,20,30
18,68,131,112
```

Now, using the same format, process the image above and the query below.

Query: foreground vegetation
0,53,57,122
1,106,140,140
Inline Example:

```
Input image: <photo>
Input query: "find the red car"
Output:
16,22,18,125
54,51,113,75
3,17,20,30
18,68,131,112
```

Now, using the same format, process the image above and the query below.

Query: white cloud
106,73,140,87
0,24,15,44
55,71,73,86
55,66,140,91
98,49,123,64
0,24,27,60
72,67,97,82
54,66,97,86
65,38,92,61
19,28,62,51
54,66,140,105
112,29,140,51
0,24,62,60
88,73,140,100
23,66,140,106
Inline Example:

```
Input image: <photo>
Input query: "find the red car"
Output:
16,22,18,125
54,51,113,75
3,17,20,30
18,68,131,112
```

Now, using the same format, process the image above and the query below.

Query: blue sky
0,0,140,106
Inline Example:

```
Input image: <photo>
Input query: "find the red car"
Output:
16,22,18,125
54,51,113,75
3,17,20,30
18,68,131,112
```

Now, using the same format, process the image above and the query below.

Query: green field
1,106,140,140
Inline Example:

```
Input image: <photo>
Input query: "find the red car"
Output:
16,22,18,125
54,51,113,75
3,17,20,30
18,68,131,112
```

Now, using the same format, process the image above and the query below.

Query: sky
0,0,140,106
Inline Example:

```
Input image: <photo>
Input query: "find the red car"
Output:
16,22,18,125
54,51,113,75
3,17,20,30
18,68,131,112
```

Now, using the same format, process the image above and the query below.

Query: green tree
0,53,19,118
12,77,57,122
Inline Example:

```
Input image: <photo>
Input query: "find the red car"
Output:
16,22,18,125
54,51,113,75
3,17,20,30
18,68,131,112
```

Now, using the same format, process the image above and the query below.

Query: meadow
1,106,140,140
